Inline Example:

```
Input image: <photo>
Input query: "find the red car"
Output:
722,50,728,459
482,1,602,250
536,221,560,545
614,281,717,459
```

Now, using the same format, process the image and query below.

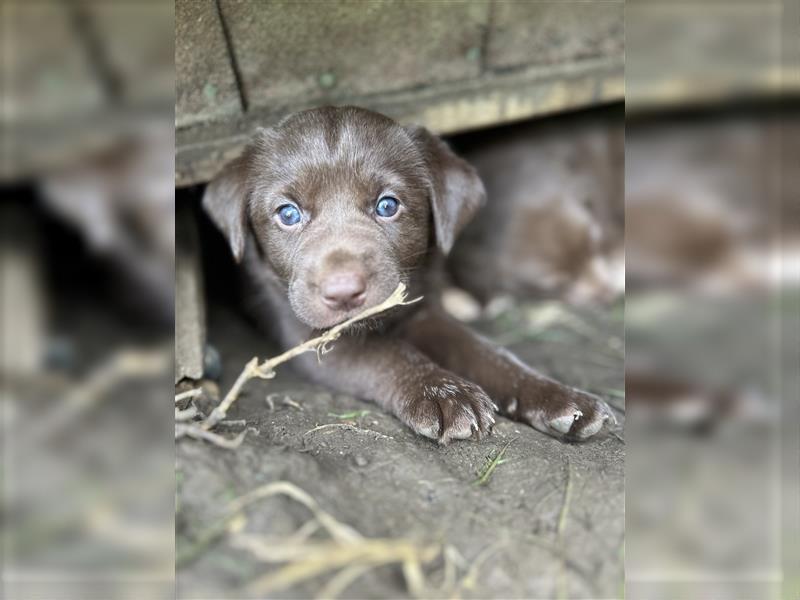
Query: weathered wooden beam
0,203,46,377
176,59,624,186
175,0,625,186
175,201,205,383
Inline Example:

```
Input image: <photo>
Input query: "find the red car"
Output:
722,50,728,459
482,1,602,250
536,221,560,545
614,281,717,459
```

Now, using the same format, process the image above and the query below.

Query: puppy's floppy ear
202,152,251,263
405,125,486,254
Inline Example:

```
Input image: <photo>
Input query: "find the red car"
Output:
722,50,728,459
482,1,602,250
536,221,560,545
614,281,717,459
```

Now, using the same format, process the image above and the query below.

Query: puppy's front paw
398,374,496,445
504,379,615,441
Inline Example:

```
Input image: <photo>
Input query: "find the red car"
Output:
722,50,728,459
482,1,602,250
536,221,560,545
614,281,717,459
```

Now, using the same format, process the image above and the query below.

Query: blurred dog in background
449,112,624,309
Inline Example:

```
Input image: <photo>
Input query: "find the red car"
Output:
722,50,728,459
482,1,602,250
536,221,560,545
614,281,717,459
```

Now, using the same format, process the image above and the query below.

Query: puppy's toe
437,392,491,445
574,413,607,439
566,395,614,440
549,410,583,434
438,410,476,445
467,388,497,438
401,398,443,440
414,418,442,441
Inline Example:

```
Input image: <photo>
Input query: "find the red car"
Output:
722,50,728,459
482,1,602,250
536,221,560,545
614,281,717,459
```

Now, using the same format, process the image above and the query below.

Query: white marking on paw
550,415,575,434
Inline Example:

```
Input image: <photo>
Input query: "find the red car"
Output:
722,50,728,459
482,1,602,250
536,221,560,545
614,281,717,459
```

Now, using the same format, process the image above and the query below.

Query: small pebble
353,454,369,467
203,343,222,381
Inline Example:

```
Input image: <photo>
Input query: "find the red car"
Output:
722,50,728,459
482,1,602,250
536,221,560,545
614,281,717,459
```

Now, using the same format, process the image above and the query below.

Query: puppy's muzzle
319,270,367,311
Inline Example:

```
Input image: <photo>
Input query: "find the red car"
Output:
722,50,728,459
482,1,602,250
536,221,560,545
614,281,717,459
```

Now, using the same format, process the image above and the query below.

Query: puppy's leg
401,308,614,441
293,337,495,444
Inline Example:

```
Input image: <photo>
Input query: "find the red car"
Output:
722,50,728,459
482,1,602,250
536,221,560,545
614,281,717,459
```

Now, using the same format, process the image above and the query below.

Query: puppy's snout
320,271,367,311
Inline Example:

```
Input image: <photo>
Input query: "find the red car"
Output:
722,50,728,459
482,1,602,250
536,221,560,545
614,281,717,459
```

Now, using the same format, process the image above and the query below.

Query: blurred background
1,1,174,599
625,2,798,600
1,0,797,599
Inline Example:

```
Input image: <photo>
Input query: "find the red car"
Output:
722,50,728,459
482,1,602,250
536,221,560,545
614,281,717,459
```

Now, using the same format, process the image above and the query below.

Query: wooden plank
487,1,624,70
175,201,206,383
176,0,243,129
175,0,626,186
176,57,624,186
626,2,783,109
218,0,489,110
0,203,46,376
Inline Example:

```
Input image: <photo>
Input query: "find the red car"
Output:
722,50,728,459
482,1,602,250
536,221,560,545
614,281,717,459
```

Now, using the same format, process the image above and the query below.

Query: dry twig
303,422,394,441
175,405,198,422
181,481,441,598
201,283,421,430
175,388,202,403
556,457,574,600
457,539,508,593
175,423,250,449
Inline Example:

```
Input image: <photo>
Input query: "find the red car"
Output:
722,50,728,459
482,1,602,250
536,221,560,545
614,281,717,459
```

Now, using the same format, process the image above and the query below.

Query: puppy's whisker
396,248,432,263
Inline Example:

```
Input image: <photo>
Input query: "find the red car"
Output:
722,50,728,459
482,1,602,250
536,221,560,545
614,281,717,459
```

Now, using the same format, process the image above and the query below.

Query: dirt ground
176,296,625,600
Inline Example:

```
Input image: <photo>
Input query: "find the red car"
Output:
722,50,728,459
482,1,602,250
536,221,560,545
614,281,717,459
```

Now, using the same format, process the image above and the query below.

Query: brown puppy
203,106,613,444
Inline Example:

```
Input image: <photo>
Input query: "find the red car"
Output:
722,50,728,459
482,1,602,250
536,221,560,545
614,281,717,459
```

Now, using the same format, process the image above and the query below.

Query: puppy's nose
320,271,366,310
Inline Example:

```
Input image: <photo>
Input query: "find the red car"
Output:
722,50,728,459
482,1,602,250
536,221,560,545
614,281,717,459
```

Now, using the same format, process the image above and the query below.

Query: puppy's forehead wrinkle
252,108,428,193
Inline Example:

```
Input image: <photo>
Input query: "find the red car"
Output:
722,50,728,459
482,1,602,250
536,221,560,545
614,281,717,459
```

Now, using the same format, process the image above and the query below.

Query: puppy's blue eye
277,204,301,226
375,196,399,218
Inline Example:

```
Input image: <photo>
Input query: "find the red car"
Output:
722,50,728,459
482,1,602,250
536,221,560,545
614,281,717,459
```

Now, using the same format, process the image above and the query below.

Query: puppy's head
203,106,484,328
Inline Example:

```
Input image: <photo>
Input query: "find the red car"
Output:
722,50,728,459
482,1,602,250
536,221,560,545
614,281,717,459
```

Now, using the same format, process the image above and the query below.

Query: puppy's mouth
288,278,403,330
308,307,377,330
